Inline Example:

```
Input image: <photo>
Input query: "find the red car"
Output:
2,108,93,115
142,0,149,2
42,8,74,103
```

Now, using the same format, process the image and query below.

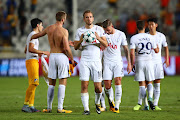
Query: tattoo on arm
124,46,130,63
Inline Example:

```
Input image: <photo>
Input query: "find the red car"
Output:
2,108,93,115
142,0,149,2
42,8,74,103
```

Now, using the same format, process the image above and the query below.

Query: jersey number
138,42,152,54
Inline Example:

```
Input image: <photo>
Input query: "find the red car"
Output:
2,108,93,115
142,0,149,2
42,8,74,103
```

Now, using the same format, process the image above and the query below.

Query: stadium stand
0,0,179,58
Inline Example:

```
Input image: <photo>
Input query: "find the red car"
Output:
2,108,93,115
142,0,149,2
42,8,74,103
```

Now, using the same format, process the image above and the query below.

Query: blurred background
0,0,180,76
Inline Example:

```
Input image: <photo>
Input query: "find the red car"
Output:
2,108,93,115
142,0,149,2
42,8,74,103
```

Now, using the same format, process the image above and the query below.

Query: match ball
83,31,96,43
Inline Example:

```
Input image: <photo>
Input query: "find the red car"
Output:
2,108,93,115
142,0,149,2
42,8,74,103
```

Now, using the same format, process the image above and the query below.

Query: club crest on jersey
34,79,38,82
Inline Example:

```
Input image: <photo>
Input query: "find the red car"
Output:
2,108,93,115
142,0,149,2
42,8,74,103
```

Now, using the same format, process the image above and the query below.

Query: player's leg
113,63,124,113
100,81,107,111
43,78,56,113
80,61,90,115
56,54,72,113
22,59,40,113
57,78,72,113
104,80,115,111
133,62,148,110
154,79,161,110
146,61,155,110
114,77,122,113
92,61,103,114
43,54,57,113
103,62,115,111
94,82,102,114
81,81,90,115
146,81,155,110
153,63,163,110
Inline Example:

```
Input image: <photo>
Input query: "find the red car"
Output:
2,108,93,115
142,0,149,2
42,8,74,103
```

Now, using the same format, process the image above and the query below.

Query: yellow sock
29,86,36,106
24,84,36,105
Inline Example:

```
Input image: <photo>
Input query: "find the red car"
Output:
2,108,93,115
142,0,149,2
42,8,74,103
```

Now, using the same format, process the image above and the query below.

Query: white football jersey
130,33,157,61
26,31,39,60
75,25,105,61
103,29,127,63
147,31,167,63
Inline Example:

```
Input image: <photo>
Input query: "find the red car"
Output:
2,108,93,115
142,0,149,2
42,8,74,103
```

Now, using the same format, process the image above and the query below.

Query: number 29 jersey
130,33,157,61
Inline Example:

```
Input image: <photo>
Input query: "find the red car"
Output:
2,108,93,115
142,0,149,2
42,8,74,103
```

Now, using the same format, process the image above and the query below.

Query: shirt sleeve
162,34,168,47
98,27,105,38
74,29,80,41
30,39,37,44
121,32,128,46
130,36,135,49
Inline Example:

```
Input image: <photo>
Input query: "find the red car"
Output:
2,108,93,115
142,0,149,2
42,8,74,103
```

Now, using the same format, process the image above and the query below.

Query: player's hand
38,53,43,57
69,41,74,47
43,51,50,57
163,59,169,68
127,63,132,74
95,32,100,40
132,65,135,72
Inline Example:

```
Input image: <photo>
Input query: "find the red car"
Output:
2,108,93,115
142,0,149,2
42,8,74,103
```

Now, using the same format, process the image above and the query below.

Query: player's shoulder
27,31,36,39
93,24,104,31
77,26,86,32
116,29,126,36
156,31,165,37
131,33,139,39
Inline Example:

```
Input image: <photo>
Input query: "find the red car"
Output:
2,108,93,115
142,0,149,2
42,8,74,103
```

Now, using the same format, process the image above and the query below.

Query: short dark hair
136,20,145,30
95,22,103,27
83,10,93,18
102,19,112,28
147,17,158,23
56,11,66,21
31,18,42,29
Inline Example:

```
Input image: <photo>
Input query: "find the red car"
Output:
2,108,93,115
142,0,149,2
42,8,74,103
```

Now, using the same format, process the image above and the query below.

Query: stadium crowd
0,0,180,54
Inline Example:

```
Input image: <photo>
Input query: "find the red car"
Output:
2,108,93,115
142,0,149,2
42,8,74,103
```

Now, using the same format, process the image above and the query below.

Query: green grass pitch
0,76,180,120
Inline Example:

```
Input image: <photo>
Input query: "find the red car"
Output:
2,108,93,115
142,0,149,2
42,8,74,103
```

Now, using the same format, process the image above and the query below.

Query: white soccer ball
83,31,96,43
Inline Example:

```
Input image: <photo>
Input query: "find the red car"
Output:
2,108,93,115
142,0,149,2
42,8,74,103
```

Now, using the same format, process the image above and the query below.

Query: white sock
110,87,114,101
58,85,66,110
147,83,153,99
95,92,102,105
137,87,142,105
139,86,146,106
47,85,55,109
115,85,122,109
144,93,149,107
81,93,89,111
100,87,106,108
105,87,114,102
154,83,160,106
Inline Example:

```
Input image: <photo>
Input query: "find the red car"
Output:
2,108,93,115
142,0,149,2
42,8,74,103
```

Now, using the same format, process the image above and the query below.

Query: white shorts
154,63,164,79
48,53,69,79
134,61,155,82
103,62,124,80
79,60,102,82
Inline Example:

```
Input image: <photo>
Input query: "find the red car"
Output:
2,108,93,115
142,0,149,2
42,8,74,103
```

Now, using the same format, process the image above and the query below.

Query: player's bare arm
123,45,132,74
24,45,27,54
95,32,108,47
130,49,135,72
31,28,47,40
74,34,84,50
164,46,169,68
63,30,75,66
29,43,50,56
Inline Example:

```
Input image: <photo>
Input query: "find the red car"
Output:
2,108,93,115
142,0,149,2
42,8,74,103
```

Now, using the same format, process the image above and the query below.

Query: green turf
0,76,180,120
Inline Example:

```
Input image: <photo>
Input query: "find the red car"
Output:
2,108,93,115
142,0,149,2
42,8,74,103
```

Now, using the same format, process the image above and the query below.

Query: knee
115,77,122,85
81,85,88,93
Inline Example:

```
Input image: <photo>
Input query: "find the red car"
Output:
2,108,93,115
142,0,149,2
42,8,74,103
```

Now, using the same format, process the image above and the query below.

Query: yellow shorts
26,59,39,85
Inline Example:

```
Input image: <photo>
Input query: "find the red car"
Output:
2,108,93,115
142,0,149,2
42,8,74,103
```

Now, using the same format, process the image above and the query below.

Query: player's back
130,33,156,61
46,24,67,53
